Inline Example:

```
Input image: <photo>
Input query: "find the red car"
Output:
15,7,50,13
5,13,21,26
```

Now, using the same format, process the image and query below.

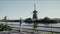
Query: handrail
23,25,60,28
22,28,60,33
22,25,60,33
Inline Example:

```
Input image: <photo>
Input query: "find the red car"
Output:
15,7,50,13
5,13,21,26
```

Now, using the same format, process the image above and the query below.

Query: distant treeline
0,17,60,23
24,17,58,24
0,20,20,22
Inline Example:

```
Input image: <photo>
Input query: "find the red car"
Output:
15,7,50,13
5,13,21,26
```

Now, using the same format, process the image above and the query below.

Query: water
22,23,60,27
0,22,60,27
0,22,60,32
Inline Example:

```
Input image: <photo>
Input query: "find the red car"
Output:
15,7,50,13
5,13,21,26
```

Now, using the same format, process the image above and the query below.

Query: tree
24,18,33,24
24,17,57,24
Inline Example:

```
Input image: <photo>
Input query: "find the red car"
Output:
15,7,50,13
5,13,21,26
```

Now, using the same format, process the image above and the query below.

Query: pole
51,24,53,34
19,18,22,32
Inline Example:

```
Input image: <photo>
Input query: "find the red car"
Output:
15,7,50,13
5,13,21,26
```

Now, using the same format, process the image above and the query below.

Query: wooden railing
22,25,60,34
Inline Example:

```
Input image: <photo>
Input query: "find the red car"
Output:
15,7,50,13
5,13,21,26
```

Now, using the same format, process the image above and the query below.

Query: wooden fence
22,25,60,34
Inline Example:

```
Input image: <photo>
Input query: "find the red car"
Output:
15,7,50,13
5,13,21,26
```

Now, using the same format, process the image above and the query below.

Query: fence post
19,18,22,32
51,24,53,34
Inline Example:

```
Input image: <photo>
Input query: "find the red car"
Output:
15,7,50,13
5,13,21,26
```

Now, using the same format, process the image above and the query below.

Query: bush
0,23,12,31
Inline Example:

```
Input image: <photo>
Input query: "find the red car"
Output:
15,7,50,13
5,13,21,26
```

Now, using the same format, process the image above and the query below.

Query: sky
0,0,60,19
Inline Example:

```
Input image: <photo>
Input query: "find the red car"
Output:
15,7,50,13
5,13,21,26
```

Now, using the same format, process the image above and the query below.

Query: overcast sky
0,0,60,19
